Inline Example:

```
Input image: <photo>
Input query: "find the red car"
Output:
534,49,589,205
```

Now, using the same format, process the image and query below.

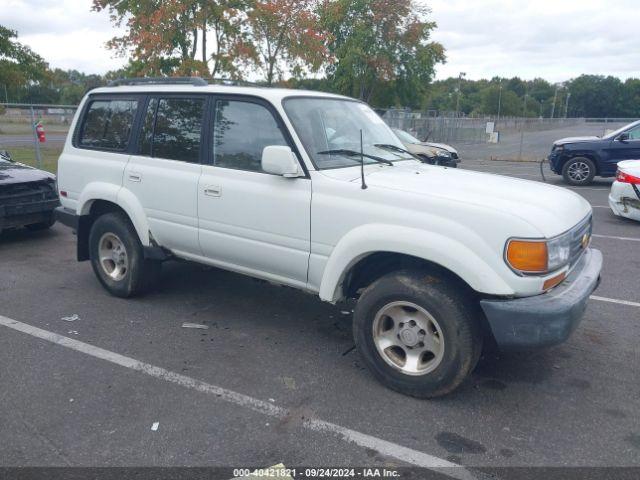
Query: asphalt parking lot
1,158,639,478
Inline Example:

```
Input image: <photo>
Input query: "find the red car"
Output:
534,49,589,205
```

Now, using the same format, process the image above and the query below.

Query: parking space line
590,296,640,308
592,233,640,242
0,315,474,480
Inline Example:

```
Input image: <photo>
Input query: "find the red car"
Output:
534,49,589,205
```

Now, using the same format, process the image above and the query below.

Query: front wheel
562,157,596,186
353,270,481,398
89,212,161,298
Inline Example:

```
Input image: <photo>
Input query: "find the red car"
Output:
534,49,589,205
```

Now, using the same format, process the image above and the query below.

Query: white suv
56,78,602,397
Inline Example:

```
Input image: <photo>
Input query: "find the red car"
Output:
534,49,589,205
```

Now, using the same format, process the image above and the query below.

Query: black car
0,150,59,234
548,119,640,186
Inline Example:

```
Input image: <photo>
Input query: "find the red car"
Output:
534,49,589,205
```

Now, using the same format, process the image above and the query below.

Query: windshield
283,97,411,169
602,119,640,139
393,128,421,144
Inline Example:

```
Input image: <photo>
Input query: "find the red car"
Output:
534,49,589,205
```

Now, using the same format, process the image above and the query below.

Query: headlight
553,144,564,153
505,230,571,274
546,233,571,271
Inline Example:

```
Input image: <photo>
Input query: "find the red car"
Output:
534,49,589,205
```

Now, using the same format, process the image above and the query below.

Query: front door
603,124,640,175
197,97,311,288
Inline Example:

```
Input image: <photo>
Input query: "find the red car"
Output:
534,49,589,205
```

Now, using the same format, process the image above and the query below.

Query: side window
138,98,158,156
79,99,138,150
151,97,205,163
213,100,288,172
628,125,640,140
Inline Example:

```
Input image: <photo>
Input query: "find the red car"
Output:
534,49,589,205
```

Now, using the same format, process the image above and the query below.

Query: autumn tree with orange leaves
92,0,252,78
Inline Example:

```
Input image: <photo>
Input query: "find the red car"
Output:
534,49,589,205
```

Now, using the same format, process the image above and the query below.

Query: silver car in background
393,128,460,167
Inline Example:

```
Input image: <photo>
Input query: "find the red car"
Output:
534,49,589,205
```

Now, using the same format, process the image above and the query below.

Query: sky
3,0,640,82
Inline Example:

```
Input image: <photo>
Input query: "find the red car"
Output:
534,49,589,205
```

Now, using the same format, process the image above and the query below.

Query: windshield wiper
317,149,394,166
374,144,424,162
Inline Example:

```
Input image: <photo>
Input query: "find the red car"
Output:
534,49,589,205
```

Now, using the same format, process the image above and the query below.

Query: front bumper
0,198,59,230
548,152,561,174
480,248,602,349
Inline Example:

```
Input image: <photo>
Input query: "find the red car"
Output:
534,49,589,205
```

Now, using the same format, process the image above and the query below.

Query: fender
77,182,151,246
318,224,515,303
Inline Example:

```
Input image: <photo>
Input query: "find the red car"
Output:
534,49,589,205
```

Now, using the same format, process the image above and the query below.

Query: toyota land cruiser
55,78,602,398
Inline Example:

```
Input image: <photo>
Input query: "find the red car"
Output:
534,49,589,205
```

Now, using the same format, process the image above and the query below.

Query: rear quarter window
77,99,138,151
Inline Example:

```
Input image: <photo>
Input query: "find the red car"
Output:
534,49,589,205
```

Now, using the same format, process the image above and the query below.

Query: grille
0,180,57,207
568,215,592,267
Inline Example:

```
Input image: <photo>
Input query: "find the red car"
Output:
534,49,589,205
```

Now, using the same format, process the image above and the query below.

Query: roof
89,84,352,103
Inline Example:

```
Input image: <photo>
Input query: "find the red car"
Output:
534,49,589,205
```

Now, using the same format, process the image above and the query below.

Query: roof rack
106,77,208,87
207,77,263,88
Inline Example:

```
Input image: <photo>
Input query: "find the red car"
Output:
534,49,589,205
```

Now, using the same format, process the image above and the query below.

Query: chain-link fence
0,103,76,172
381,108,637,162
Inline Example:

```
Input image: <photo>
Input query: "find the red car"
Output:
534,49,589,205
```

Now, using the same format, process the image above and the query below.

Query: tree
0,25,48,102
321,0,444,107
245,0,328,85
567,75,624,117
93,0,250,78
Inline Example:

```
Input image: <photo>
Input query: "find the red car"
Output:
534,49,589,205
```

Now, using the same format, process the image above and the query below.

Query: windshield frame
282,95,414,171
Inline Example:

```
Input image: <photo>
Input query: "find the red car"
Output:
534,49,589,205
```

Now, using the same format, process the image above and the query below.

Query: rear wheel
353,270,482,398
89,212,161,298
562,157,596,186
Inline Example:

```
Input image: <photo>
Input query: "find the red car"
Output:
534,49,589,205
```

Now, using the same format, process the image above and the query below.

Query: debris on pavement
181,322,209,330
151,422,159,431
282,377,296,390
61,314,80,322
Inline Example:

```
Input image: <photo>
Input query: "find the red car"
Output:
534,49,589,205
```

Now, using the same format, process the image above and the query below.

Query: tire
88,212,161,298
26,212,56,231
353,270,482,398
562,157,596,186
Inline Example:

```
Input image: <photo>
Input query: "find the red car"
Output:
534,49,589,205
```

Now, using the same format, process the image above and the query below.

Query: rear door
65,95,140,205
197,96,311,287
124,95,207,255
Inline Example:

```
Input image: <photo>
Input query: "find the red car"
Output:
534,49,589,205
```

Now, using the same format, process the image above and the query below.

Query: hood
617,160,640,176
420,142,457,154
553,136,600,146
322,161,591,238
0,161,55,185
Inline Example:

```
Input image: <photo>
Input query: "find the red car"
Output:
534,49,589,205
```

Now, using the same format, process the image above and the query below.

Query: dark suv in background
549,119,640,186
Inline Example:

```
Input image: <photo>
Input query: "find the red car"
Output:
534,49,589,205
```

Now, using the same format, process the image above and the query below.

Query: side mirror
261,146,302,178
617,132,630,142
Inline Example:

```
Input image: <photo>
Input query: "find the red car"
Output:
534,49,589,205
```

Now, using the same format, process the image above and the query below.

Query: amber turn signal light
543,272,566,291
506,240,548,273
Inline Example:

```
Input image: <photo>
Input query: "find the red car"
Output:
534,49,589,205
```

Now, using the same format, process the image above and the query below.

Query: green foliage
321,0,444,107
0,26,49,103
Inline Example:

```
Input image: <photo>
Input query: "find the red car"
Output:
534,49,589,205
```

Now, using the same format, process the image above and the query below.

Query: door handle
128,172,142,182
204,185,221,197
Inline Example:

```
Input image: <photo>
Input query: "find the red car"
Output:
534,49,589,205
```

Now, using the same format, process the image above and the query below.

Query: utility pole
564,92,571,119
455,72,466,118
496,81,503,128
550,84,561,119
522,86,528,117
2,84,7,104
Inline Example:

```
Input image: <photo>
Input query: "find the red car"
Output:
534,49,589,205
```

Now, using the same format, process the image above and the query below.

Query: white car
55,78,602,398
609,160,640,221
